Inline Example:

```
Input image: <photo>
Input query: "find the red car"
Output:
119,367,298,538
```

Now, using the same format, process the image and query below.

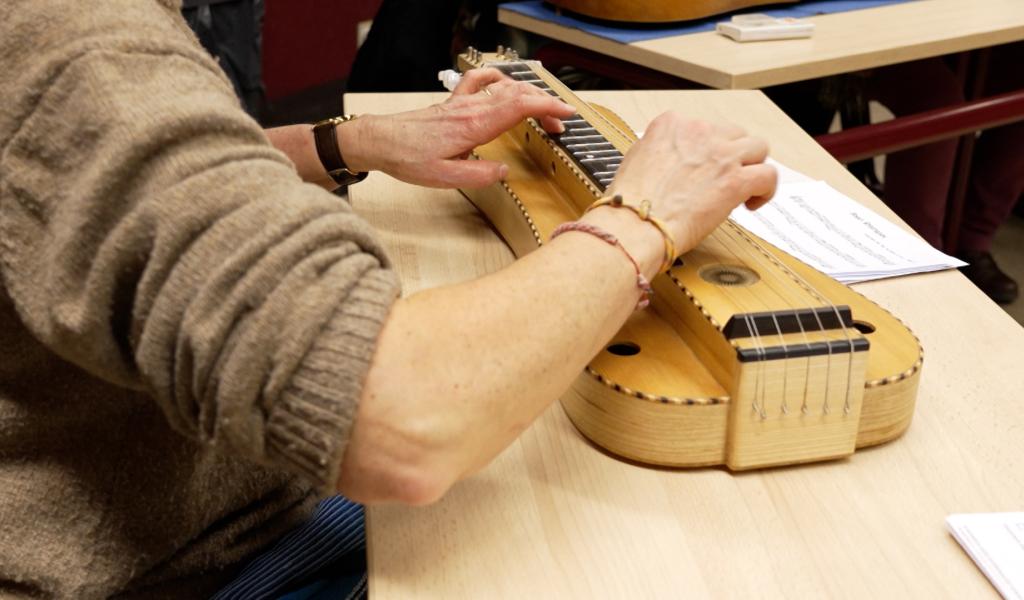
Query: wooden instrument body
457,51,921,470
548,0,799,24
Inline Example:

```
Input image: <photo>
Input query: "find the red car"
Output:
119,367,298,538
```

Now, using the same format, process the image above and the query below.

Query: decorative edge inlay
585,366,729,406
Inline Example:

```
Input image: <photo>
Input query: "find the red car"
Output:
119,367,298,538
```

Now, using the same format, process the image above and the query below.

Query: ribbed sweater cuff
266,269,399,492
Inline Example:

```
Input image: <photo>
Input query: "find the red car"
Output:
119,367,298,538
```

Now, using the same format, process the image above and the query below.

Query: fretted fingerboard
490,62,623,191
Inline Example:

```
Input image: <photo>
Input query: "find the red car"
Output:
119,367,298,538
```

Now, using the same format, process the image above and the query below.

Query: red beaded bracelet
550,221,653,310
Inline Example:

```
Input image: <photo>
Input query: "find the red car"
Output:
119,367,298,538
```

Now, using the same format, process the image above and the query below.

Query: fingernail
555,121,566,133
498,164,509,180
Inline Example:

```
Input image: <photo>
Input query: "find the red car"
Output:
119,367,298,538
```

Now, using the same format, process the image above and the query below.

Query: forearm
265,124,337,190
341,207,662,504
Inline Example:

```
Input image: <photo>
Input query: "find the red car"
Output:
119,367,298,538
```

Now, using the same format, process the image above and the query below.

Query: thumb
433,158,509,189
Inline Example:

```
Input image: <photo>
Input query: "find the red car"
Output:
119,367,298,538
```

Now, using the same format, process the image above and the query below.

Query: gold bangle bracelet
585,194,677,273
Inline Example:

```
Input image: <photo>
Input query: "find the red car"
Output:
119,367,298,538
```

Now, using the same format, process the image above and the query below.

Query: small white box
716,14,815,42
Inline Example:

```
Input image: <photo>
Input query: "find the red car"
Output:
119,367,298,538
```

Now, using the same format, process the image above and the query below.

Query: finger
452,68,510,96
715,122,747,140
739,163,778,210
498,92,577,133
431,158,510,189
518,83,571,134
538,114,568,134
727,136,770,165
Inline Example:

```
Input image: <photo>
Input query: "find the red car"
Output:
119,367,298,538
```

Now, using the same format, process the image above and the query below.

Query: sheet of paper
766,157,815,185
730,174,965,283
947,512,1024,600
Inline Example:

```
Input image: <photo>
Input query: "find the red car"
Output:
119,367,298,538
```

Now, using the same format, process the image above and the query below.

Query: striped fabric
213,496,367,600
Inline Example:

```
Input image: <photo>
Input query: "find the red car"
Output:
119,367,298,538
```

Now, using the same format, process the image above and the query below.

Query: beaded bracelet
550,221,653,310
584,194,677,274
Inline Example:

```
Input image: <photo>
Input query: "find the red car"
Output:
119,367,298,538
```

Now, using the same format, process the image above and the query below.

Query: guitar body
458,50,921,469
549,0,799,24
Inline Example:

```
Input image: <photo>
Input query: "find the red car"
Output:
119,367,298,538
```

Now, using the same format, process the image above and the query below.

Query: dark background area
261,0,382,125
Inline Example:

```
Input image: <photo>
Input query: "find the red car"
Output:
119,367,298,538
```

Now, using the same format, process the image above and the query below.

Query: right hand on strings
588,112,777,274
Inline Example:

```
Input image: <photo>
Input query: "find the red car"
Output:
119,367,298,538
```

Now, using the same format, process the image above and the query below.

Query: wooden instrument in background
457,49,921,470
548,0,798,24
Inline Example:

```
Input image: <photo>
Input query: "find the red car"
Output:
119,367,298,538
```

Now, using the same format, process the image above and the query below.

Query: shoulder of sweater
0,0,227,146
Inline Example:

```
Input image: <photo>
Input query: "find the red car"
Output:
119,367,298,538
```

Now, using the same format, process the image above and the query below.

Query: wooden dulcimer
457,49,921,470
548,0,798,24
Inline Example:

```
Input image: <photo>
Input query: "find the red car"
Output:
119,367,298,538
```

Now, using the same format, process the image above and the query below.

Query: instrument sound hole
525,131,530,143
851,320,876,334
551,161,556,175
673,257,684,268
698,264,760,287
606,342,640,356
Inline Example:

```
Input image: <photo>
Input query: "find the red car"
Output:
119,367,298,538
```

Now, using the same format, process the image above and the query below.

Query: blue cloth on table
212,496,368,600
501,0,920,44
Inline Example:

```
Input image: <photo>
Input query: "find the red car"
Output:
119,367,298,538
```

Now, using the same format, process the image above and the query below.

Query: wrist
333,115,375,174
580,206,663,280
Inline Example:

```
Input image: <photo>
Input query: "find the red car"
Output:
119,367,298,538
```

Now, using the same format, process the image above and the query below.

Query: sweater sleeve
0,1,400,490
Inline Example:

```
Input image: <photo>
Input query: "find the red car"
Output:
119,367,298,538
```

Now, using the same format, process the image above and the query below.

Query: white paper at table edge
737,180,963,266
766,157,814,185
730,177,967,281
946,512,1024,600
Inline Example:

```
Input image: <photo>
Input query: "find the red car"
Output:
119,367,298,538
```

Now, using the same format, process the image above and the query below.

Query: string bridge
724,306,853,339
721,306,869,363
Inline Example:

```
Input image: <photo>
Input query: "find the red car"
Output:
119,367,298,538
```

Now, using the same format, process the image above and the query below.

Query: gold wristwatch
312,115,368,187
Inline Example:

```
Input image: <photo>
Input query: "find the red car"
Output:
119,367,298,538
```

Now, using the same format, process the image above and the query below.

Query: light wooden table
499,0,1024,89
347,91,1024,599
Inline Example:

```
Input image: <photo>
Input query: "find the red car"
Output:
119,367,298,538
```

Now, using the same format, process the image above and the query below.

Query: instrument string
715,222,839,413
707,226,813,417
669,233,769,416
720,220,857,415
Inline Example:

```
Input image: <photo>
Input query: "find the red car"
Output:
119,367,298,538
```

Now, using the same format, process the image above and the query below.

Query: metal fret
577,151,623,159
558,134,605,143
565,142,616,151
488,61,622,190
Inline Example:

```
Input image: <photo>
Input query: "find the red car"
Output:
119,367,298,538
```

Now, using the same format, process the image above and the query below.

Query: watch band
312,115,368,187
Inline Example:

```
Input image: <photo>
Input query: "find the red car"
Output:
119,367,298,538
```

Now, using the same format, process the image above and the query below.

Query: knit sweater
0,1,400,597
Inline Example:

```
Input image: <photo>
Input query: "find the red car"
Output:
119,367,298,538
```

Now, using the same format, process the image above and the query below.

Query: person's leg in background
956,42,1024,304
866,58,965,249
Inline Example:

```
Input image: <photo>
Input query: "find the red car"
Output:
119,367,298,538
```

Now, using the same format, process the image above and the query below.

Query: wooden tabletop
346,90,1024,599
499,0,1024,89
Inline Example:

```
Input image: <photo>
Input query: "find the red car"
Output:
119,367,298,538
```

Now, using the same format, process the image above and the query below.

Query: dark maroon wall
262,0,382,100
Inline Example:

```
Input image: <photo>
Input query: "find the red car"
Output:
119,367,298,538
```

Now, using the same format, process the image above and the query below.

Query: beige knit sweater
0,0,400,597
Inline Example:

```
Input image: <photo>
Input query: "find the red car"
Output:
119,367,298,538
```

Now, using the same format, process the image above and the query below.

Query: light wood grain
500,0,1024,89
348,90,1023,598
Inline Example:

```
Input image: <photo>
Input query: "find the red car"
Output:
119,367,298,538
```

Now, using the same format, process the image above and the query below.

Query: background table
499,0,1024,89
347,90,1024,598
501,0,1024,254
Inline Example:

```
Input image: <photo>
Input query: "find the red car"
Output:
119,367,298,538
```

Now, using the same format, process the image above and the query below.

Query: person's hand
588,112,777,268
338,68,577,188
